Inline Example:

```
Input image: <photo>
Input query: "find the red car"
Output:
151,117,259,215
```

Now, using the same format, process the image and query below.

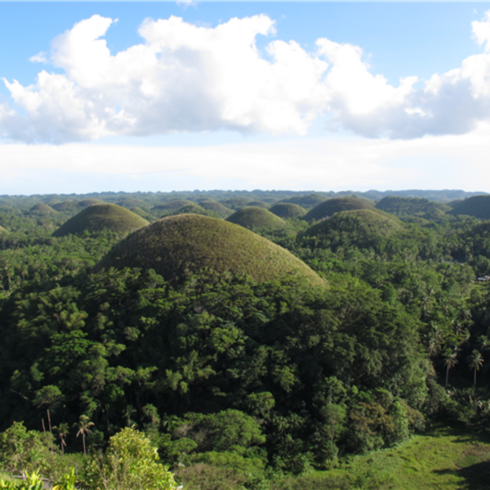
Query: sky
1,1,490,195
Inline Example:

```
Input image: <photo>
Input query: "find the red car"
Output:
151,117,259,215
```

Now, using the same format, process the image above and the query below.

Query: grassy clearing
307,425,490,490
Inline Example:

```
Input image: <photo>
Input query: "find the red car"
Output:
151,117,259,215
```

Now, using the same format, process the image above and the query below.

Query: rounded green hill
226,207,286,231
53,204,149,237
244,201,269,209
77,199,103,208
304,209,403,247
30,203,56,214
450,195,490,219
269,203,306,219
280,194,328,209
305,197,374,222
52,201,78,212
97,214,324,286
199,201,232,218
153,200,193,212
376,196,450,220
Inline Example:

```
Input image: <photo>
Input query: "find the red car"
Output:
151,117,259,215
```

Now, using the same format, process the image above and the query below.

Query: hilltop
450,195,490,219
376,196,451,221
97,214,324,286
304,197,374,222
269,203,306,219
52,204,149,237
304,209,403,249
226,207,286,231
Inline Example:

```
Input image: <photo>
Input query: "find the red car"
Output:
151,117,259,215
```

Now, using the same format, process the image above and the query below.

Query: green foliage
450,194,490,219
82,427,176,490
375,196,451,222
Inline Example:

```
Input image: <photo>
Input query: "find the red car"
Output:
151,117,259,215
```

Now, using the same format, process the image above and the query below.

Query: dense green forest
1,189,490,489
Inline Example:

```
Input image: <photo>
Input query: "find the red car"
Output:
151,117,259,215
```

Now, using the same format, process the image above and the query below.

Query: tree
444,349,459,388
75,415,94,456
468,349,484,392
82,427,176,490
54,423,70,455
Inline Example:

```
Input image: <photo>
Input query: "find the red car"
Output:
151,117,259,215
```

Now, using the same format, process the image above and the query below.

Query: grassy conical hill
0,225,8,234
171,203,212,217
450,195,490,219
244,201,269,209
77,199,103,208
280,194,327,209
153,200,193,212
305,197,374,222
53,204,149,237
52,201,78,212
199,201,233,218
270,203,306,219
304,209,403,248
97,214,324,286
226,207,286,231
30,203,56,214
376,196,450,221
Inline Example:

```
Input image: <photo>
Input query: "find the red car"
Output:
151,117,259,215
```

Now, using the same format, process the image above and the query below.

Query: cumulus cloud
2,11,490,143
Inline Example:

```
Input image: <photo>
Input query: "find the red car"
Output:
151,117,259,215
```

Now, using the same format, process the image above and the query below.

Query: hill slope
53,204,149,237
376,196,451,221
304,209,403,249
305,197,374,221
450,195,490,219
269,203,306,219
226,207,286,231
97,214,324,286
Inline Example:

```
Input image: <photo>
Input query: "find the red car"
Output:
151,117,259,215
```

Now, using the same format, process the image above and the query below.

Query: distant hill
53,204,149,237
450,195,490,219
29,203,56,214
152,200,194,213
97,214,325,286
376,196,451,221
269,203,306,219
243,201,269,209
226,207,286,231
304,209,403,249
304,197,374,222
52,201,79,212
171,203,213,217
199,201,233,218
279,194,328,209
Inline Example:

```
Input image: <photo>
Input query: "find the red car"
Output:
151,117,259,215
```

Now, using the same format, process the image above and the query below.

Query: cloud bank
2,12,490,143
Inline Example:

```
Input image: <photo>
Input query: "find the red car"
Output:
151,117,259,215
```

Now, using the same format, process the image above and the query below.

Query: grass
226,207,286,231
97,214,325,286
53,204,149,237
152,200,194,212
29,203,56,214
305,209,403,240
305,197,374,222
269,203,306,219
306,425,490,490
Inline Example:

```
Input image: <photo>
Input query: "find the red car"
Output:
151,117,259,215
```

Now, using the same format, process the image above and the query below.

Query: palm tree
444,349,459,388
75,415,94,456
468,349,484,392
55,422,70,455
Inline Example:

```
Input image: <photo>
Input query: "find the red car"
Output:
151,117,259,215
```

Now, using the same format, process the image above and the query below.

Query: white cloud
29,52,48,64
3,11,490,143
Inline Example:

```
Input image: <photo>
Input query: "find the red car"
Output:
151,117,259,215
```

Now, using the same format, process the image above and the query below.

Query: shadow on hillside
433,460,490,489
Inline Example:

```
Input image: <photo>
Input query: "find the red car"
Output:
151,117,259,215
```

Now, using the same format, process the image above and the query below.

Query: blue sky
1,2,490,195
